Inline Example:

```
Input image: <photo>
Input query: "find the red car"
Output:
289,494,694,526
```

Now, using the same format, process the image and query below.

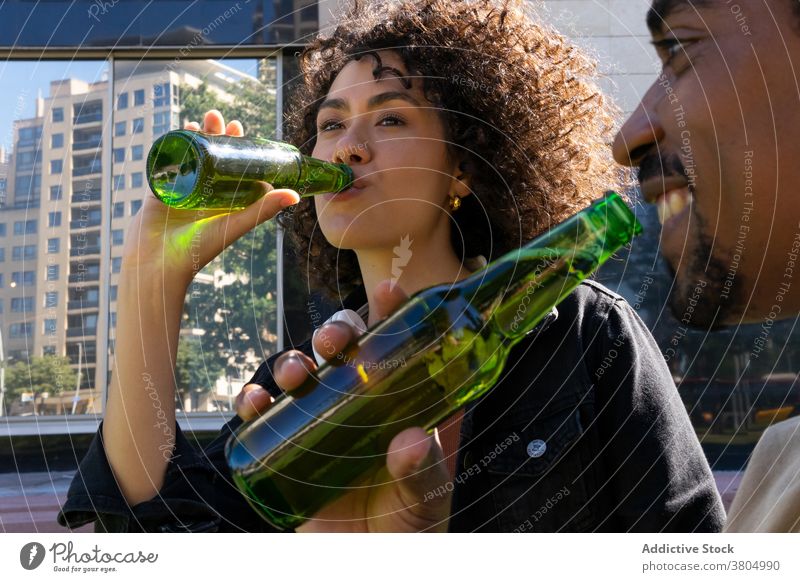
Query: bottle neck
459,192,641,340
296,155,354,196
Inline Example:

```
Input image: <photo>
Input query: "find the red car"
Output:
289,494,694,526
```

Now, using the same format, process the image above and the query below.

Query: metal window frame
0,47,287,437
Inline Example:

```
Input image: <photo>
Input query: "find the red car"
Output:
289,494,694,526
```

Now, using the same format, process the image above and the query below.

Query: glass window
113,148,125,163
45,292,58,308
44,319,57,335
50,185,63,200
132,118,144,133
0,2,315,47
131,145,143,161
153,111,171,136
0,248,4,262
117,92,128,110
0,224,5,236
12,245,36,260
52,107,63,122
47,238,60,253
130,199,142,215
114,121,126,136
50,159,62,174
12,271,35,286
134,89,145,106
153,82,170,107
48,211,61,227
72,152,102,176
51,133,64,148
74,100,103,124
16,151,38,171
131,172,143,189
113,202,124,218
113,175,125,190
13,220,37,235
14,175,41,204
10,322,33,338
17,126,42,146
111,257,122,273
110,285,118,301
11,297,34,312
46,264,59,281
112,229,124,246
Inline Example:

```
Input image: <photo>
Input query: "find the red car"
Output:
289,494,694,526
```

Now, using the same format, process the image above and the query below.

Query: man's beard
637,150,744,329
665,219,742,330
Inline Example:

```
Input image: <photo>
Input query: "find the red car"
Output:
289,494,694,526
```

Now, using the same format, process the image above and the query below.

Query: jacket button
526,439,547,458
463,450,474,469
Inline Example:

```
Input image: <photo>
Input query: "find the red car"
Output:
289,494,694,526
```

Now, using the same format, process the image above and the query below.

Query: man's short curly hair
279,0,624,300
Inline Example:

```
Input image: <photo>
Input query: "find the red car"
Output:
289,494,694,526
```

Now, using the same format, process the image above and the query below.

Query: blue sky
0,61,108,153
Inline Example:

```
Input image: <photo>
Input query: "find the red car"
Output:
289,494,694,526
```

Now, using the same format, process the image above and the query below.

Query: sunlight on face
311,51,462,254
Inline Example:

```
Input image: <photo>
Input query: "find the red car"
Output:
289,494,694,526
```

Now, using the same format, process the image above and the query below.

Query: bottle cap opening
147,130,203,206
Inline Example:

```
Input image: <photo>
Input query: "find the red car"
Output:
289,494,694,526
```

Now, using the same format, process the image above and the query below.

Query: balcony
73,138,102,151
69,219,101,229
72,165,101,177
69,245,100,257
66,327,97,338
68,272,99,283
71,190,101,204
67,300,99,311
72,112,102,125
0,201,40,212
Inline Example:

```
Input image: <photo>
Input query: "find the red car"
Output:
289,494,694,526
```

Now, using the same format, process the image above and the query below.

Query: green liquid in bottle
225,192,642,530
146,130,354,210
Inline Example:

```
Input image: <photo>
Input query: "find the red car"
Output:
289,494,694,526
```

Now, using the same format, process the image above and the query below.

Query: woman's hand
235,280,453,532
121,109,299,287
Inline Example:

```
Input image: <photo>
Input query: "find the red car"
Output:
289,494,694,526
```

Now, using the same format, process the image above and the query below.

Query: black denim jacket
57,281,725,532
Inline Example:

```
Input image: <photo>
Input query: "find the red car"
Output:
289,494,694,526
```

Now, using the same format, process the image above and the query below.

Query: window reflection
111,58,279,414
0,61,105,416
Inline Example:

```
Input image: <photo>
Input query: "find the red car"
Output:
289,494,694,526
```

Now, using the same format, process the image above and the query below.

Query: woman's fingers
209,187,299,251
226,120,244,136
274,350,318,392
312,321,360,363
185,116,243,135
385,427,450,531
202,109,226,134
235,383,274,421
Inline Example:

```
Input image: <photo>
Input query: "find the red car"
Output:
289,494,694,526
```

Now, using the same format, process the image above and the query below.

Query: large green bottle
146,130,354,209
225,192,642,530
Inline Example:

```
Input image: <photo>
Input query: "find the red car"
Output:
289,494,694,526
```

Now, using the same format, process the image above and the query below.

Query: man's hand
234,280,452,532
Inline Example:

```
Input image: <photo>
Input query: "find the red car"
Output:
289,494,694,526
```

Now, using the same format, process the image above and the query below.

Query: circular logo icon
20,542,46,570
526,439,547,458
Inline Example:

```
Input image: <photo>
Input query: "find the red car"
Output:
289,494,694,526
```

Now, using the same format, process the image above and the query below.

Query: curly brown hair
279,0,623,300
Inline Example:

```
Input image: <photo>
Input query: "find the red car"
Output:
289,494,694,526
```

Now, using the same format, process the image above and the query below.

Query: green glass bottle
146,130,354,209
225,192,642,530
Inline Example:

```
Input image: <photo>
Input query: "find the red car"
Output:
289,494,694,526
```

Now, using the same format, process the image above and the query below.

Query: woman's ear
451,160,472,199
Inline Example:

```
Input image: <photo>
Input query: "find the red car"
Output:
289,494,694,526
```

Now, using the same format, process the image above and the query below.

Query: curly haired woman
58,0,724,532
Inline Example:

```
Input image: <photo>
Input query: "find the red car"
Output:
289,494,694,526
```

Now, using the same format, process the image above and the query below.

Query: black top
57,281,725,532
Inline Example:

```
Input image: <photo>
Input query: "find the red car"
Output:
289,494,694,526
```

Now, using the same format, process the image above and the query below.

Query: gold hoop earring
449,195,461,212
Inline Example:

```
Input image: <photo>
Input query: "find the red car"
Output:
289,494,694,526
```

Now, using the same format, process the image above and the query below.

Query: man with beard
613,0,800,532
